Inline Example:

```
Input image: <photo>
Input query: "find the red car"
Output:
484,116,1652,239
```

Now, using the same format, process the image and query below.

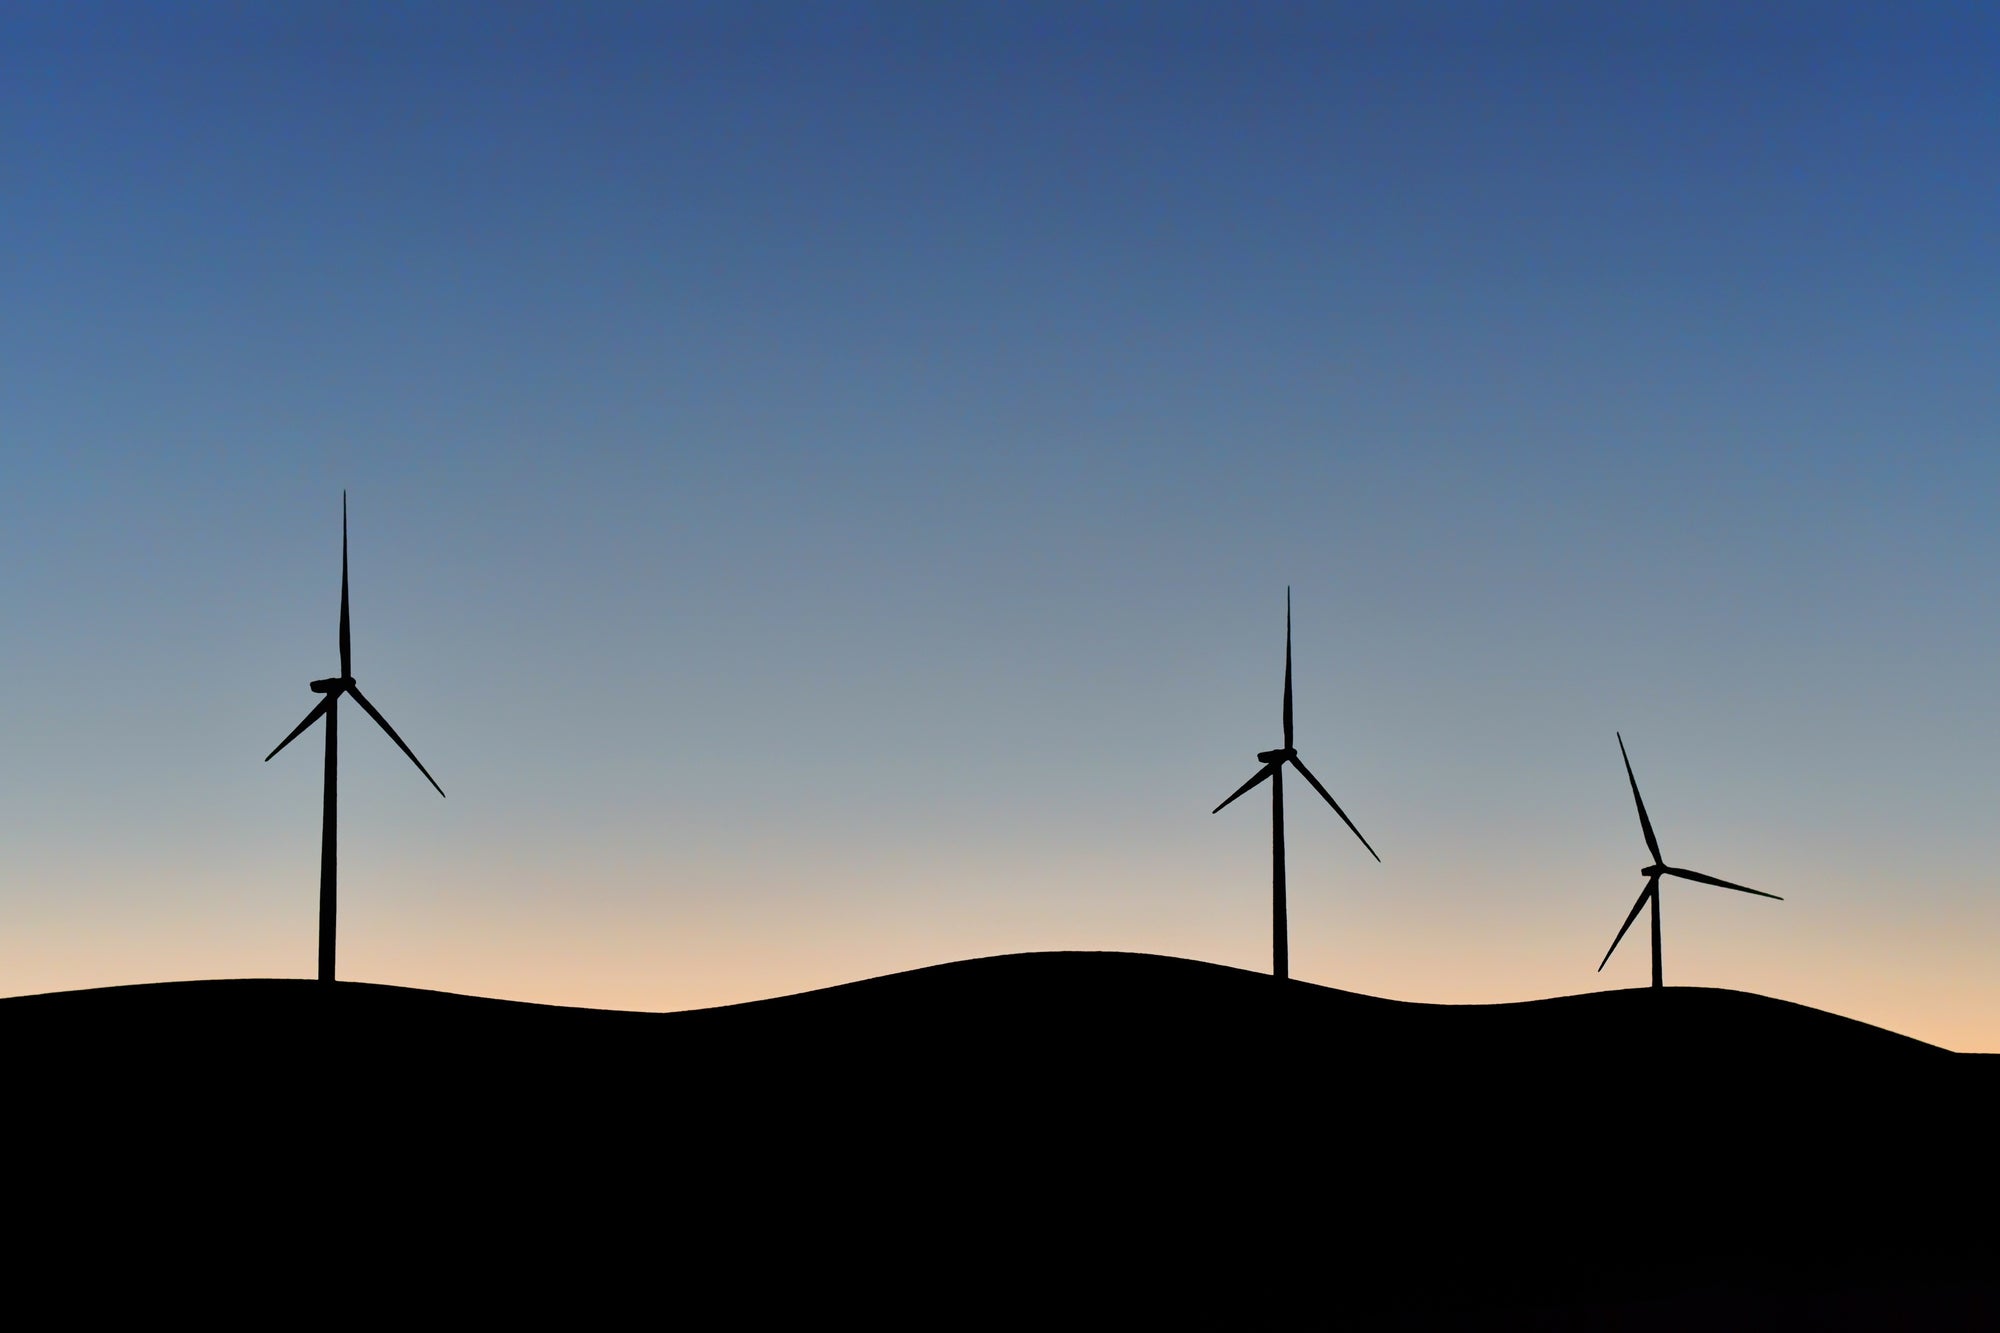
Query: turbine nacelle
310,676,355,694
1256,747,1297,764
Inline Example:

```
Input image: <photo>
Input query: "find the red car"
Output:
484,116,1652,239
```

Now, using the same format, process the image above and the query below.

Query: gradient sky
5,3,1997,1048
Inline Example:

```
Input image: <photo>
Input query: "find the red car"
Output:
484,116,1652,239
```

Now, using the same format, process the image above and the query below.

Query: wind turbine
265,493,445,983
1598,732,1779,989
1212,590,1379,980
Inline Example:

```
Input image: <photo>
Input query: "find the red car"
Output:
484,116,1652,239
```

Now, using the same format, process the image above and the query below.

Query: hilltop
0,946,1952,1058
4,952,1992,1323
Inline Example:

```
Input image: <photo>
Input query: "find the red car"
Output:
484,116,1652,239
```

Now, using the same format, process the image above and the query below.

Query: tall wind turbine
1212,590,1379,980
265,494,445,982
1598,732,1779,989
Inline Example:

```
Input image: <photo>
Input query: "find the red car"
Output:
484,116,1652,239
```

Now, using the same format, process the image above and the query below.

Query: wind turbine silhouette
1212,590,1379,980
1598,732,1779,989
265,494,445,983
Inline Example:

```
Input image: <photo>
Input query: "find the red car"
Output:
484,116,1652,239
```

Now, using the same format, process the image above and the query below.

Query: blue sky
4,4,1997,1045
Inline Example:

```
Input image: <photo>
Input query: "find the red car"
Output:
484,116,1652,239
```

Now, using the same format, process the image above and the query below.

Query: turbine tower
1598,732,1779,988
265,493,445,982
1212,590,1379,980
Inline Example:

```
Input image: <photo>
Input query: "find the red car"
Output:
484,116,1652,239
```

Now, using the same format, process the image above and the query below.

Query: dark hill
5,952,1993,1324
0,947,1949,1061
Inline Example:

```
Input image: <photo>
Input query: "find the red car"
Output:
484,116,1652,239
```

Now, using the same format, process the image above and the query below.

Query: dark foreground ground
5,952,1994,1325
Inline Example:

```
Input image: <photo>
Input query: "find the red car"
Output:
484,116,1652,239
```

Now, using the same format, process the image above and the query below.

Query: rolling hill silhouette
6,952,1993,1323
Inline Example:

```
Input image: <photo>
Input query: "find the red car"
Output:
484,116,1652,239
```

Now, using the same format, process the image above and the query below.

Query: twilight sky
5,3,1997,1047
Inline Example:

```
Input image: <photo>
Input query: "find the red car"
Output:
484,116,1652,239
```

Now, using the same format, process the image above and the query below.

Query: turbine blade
346,684,446,798
339,491,352,679
1618,732,1663,864
1598,877,1657,972
1663,866,1782,900
264,695,334,763
1288,755,1380,862
1282,587,1294,750
1212,764,1275,814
